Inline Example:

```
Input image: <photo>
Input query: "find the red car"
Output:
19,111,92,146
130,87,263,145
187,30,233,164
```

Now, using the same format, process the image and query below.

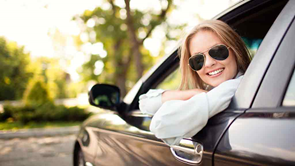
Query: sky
0,0,100,58
0,0,239,81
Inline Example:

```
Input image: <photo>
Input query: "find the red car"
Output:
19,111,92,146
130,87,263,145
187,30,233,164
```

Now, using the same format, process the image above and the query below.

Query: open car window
131,0,289,111
156,67,181,90
153,0,288,91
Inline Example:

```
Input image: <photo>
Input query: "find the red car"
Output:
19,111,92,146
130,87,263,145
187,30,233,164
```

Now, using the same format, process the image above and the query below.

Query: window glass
242,37,263,58
282,69,295,106
156,67,181,90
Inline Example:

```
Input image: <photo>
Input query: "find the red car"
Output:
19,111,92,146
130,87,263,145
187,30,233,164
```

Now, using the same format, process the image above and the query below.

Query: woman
139,20,251,145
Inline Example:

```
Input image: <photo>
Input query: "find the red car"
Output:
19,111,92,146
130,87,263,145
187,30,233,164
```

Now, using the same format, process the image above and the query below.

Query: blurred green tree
0,37,32,100
23,75,52,105
26,57,71,100
75,0,180,96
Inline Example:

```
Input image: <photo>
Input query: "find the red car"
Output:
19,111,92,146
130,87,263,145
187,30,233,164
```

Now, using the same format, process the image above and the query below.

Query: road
0,134,76,166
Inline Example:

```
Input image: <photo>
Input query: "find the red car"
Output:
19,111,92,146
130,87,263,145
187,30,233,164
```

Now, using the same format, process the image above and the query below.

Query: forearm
139,88,207,116
150,92,210,145
161,89,207,103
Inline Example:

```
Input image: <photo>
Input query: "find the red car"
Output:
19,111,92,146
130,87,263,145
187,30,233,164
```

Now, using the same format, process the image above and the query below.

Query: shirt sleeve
150,76,243,146
139,89,165,115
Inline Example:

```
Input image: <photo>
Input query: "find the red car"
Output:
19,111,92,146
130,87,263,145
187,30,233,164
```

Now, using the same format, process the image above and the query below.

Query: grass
0,121,82,131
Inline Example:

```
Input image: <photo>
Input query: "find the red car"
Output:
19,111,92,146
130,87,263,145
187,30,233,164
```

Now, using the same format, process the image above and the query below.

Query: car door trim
253,16,295,108
230,0,295,109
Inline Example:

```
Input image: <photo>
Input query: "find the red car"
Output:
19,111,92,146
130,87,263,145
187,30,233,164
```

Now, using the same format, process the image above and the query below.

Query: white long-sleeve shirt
139,75,243,145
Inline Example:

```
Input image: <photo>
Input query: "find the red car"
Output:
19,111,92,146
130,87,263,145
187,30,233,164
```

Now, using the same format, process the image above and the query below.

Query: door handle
170,139,203,165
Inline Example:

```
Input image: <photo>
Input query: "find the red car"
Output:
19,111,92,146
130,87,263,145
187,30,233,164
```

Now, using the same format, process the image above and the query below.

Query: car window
133,0,288,110
154,0,287,91
228,0,288,57
282,69,295,106
242,37,263,58
156,67,181,90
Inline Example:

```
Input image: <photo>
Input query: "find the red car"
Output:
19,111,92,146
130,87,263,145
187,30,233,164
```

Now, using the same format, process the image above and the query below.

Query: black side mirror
89,84,120,111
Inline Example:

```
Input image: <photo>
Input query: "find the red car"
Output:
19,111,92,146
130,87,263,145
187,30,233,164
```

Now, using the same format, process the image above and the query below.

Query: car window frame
229,0,294,109
252,17,295,108
282,68,295,107
126,49,180,111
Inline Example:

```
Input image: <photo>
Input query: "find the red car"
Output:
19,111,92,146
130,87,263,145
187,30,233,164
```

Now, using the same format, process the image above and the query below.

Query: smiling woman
180,20,251,90
189,33,238,87
139,20,251,145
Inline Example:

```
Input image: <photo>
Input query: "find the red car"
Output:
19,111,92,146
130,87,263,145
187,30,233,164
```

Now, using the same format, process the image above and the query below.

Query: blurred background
0,0,239,130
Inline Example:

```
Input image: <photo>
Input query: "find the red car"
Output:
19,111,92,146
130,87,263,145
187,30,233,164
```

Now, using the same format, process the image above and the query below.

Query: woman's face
189,30,238,87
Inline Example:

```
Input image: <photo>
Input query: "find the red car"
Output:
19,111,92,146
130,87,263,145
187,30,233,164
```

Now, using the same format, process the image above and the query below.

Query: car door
142,1,290,165
91,0,291,166
214,1,295,165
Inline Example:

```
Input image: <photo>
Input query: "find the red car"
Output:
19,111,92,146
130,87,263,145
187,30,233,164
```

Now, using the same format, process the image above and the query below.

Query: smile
207,68,224,76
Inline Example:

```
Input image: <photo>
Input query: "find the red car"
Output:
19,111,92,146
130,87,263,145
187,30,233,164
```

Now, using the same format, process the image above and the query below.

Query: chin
207,78,227,87
209,82,221,87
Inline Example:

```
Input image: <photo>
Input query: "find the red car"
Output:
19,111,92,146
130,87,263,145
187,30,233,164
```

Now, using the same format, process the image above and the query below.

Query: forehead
189,30,223,55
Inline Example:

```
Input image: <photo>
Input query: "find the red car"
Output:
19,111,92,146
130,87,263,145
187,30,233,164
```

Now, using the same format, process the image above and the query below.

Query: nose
204,53,216,68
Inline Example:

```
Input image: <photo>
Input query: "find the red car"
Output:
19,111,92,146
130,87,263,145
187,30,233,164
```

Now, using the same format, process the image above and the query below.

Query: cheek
196,69,206,78
196,69,208,85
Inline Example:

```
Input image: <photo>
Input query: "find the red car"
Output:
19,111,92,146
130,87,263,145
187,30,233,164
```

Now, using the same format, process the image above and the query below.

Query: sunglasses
188,44,230,71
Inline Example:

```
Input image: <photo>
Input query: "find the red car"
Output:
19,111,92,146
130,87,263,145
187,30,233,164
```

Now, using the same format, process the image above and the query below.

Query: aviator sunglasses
188,44,230,71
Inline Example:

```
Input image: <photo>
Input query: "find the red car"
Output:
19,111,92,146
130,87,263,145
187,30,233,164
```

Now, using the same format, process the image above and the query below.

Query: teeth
208,69,223,76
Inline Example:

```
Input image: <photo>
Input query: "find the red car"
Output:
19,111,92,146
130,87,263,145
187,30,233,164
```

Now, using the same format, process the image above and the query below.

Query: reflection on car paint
215,112,295,165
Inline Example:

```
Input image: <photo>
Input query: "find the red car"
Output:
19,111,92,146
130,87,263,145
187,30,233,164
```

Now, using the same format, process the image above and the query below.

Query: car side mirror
88,84,120,111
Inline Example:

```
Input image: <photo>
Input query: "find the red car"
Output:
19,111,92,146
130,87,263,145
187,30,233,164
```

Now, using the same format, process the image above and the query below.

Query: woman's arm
161,89,207,103
150,76,243,146
139,89,206,116
139,89,165,115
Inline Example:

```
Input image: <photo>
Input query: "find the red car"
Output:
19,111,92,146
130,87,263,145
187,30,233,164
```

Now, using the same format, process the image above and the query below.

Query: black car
73,0,295,165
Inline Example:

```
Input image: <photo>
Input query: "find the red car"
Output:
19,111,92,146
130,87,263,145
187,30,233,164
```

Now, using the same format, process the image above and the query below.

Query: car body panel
79,108,246,166
76,125,99,164
191,110,246,165
215,110,295,165
79,110,189,166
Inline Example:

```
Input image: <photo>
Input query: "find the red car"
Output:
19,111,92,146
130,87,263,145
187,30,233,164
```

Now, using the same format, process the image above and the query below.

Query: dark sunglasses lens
189,54,204,71
209,45,229,60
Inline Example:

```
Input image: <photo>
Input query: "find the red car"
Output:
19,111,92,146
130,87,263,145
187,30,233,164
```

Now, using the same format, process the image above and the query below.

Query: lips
207,68,224,76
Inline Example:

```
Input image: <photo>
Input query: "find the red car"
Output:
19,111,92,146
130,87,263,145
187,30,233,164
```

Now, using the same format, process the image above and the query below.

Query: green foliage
0,121,81,130
74,0,179,96
0,103,92,124
42,57,71,99
23,76,52,105
78,7,137,85
81,54,102,81
24,57,72,100
0,38,70,101
0,37,32,100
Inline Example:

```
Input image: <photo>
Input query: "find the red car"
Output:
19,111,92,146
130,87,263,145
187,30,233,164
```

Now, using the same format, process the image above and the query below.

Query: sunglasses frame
188,44,230,71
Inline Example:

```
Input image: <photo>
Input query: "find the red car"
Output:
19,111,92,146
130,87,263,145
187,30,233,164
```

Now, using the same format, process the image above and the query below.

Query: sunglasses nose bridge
204,52,217,68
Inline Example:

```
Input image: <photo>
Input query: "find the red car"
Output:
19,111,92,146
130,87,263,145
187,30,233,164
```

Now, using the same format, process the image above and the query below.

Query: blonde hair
179,20,251,90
